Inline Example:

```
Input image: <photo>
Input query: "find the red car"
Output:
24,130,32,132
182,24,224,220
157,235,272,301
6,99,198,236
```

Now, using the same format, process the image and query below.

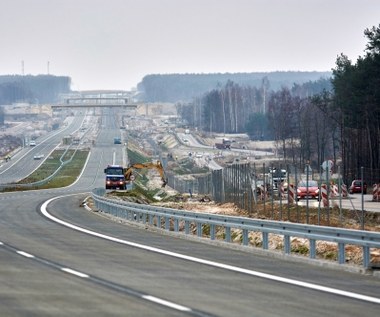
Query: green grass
127,149,150,165
16,149,89,189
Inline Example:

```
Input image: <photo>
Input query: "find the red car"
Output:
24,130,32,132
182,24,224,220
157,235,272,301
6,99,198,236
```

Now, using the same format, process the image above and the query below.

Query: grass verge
15,149,89,189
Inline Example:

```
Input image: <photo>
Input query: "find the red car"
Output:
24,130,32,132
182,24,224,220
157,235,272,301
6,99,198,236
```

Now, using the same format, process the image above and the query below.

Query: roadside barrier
373,184,380,202
92,188,380,270
287,184,295,203
330,184,338,198
341,184,348,198
321,184,328,207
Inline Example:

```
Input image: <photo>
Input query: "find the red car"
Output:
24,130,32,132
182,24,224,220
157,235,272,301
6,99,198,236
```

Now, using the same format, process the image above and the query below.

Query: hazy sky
0,0,379,91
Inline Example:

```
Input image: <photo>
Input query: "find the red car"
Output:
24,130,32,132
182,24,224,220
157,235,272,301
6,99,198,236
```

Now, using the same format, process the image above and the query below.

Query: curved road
0,109,379,316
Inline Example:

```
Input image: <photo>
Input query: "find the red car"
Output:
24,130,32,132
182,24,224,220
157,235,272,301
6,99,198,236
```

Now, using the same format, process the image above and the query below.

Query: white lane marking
17,251,35,258
41,195,380,305
61,267,89,278
142,295,191,311
0,242,3,245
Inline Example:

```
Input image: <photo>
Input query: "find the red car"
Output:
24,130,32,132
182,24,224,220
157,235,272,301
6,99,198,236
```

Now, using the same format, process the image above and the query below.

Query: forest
137,71,331,103
176,24,380,185
0,75,71,105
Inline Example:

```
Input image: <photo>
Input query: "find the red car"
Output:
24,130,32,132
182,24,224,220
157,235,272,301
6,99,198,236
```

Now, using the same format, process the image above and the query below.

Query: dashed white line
142,295,192,311
17,251,35,258
61,267,89,278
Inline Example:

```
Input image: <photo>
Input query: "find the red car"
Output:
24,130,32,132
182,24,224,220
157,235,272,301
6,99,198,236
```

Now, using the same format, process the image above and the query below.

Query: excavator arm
124,161,167,187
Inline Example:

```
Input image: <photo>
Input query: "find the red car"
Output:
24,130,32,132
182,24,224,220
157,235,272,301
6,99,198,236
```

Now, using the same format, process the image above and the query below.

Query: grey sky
0,0,379,91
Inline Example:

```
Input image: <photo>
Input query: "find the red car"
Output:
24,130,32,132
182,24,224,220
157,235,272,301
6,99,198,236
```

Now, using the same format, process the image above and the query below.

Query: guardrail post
174,219,179,232
197,223,202,237
262,232,269,250
185,220,190,234
363,246,370,268
149,214,154,226
338,243,345,264
309,239,316,259
210,224,215,240
165,216,170,231
225,226,231,243
157,216,161,229
284,235,291,254
243,229,248,246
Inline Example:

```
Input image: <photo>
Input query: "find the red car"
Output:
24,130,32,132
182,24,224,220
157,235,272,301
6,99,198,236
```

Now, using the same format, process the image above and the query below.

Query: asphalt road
1,109,380,316
0,114,85,184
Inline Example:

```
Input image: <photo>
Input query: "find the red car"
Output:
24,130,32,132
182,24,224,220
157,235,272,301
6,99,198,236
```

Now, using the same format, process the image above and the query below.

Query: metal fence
165,162,380,229
166,172,212,196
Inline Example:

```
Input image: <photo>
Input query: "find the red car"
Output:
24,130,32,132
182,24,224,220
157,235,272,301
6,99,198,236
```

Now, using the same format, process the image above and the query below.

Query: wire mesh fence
166,161,380,230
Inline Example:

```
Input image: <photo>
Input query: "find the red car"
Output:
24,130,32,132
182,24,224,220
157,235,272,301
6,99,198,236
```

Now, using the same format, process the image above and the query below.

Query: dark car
349,180,367,194
297,180,320,200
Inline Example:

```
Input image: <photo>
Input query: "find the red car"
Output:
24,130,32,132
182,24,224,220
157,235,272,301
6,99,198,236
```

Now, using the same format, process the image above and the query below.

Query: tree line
137,71,331,103
0,75,71,105
177,24,380,185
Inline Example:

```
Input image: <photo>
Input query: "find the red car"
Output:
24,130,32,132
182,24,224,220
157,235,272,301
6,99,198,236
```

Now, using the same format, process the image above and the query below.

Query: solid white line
61,267,89,278
17,251,35,258
0,241,3,245
41,195,380,305
142,295,192,311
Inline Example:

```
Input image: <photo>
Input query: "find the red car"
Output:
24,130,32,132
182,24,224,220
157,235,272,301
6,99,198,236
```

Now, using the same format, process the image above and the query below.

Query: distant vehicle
29,140,36,146
215,138,231,150
349,180,367,194
114,137,122,144
297,180,320,200
33,154,44,160
269,168,287,190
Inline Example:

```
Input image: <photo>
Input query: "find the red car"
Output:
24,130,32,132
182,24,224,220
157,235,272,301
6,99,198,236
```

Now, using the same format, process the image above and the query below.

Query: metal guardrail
91,188,380,269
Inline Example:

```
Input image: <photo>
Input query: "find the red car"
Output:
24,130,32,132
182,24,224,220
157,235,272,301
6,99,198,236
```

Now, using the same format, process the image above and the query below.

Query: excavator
104,160,167,190
124,161,167,188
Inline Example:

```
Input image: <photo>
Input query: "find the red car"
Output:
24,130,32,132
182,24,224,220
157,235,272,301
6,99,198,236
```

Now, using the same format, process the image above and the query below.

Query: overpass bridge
51,97,138,109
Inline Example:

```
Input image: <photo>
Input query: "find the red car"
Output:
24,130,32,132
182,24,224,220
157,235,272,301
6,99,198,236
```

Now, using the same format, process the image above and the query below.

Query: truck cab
104,165,126,189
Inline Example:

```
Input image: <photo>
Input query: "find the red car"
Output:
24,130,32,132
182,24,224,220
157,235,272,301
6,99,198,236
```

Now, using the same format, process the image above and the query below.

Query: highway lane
1,190,380,316
0,114,86,184
1,109,380,316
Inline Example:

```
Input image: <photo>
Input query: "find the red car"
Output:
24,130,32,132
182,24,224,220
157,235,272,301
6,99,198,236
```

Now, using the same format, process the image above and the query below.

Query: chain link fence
165,161,380,229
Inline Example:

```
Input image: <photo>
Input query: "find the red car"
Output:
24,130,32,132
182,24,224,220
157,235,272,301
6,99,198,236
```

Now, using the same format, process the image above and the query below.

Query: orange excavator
104,160,167,190
123,161,167,188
